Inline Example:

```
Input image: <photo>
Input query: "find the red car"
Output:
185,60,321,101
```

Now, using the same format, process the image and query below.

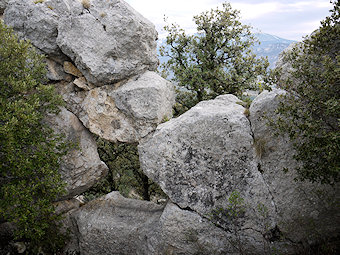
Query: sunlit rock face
47,107,108,198
4,0,174,144
4,0,158,84
3,0,175,197
56,71,175,143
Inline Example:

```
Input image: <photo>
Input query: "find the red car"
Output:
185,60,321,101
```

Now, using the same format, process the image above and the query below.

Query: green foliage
208,190,246,227
160,2,269,114
0,22,70,252
271,1,339,184
84,138,166,202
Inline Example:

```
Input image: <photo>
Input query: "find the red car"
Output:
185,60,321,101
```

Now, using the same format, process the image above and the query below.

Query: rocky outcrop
70,192,164,255
49,107,108,197
4,0,174,144
3,0,338,254
137,91,339,254
68,192,266,255
4,0,158,84
57,71,175,142
139,95,273,216
249,89,340,244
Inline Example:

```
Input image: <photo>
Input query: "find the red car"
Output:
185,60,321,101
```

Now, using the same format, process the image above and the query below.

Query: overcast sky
124,0,333,41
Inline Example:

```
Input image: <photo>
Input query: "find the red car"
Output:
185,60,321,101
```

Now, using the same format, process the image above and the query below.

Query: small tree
0,22,70,252
160,2,269,113
272,1,339,184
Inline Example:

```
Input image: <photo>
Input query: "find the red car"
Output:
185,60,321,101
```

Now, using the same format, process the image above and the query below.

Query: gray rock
139,95,272,215
249,89,340,244
138,92,339,253
138,95,284,252
49,107,108,197
0,0,8,15
71,192,164,255
5,0,158,84
46,58,72,81
4,0,63,58
57,71,175,143
69,192,292,255
159,202,243,255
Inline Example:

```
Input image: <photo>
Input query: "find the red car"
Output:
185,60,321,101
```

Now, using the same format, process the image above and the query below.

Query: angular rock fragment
71,192,164,255
249,89,340,244
4,0,159,84
49,107,108,197
58,71,175,143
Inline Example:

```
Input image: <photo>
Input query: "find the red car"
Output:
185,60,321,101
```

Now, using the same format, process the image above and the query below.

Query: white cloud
232,2,280,20
125,0,333,41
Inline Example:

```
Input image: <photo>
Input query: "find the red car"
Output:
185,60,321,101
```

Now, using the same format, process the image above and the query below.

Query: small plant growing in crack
208,190,247,254
254,137,267,159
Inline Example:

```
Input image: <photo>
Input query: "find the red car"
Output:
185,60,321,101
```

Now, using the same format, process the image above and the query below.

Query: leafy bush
160,3,269,114
271,1,339,184
0,21,70,252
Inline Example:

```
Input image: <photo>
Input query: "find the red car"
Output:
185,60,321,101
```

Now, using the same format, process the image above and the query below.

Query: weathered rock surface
139,92,339,253
70,192,164,255
4,0,158,84
249,89,340,244
138,95,284,251
4,0,62,57
139,95,273,215
0,0,8,15
57,71,175,143
5,0,174,143
49,107,108,197
68,192,269,255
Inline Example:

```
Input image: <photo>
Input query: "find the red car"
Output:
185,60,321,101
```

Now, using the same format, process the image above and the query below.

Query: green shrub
160,3,269,114
0,22,70,253
271,1,339,184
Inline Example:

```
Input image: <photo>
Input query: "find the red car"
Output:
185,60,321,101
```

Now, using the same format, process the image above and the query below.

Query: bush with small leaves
0,22,71,253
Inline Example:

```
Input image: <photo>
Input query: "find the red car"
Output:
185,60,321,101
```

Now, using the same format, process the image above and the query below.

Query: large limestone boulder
249,89,340,244
50,107,108,197
4,0,158,84
68,192,269,255
138,95,283,251
138,92,339,253
58,71,175,143
139,95,273,215
70,192,164,255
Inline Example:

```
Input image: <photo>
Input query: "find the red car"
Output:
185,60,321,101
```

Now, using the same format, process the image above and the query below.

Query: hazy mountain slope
158,33,296,70
252,33,296,68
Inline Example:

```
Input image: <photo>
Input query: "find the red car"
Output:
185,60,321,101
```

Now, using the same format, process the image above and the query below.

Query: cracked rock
249,89,340,244
57,71,175,143
47,107,108,198
4,0,158,84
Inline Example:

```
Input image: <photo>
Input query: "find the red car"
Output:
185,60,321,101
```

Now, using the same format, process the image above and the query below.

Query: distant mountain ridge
158,33,296,70
252,33,296,68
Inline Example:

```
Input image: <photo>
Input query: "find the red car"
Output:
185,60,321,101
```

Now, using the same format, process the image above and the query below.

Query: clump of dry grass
243,108,250,117
81,0,91,9
254,138,266,159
